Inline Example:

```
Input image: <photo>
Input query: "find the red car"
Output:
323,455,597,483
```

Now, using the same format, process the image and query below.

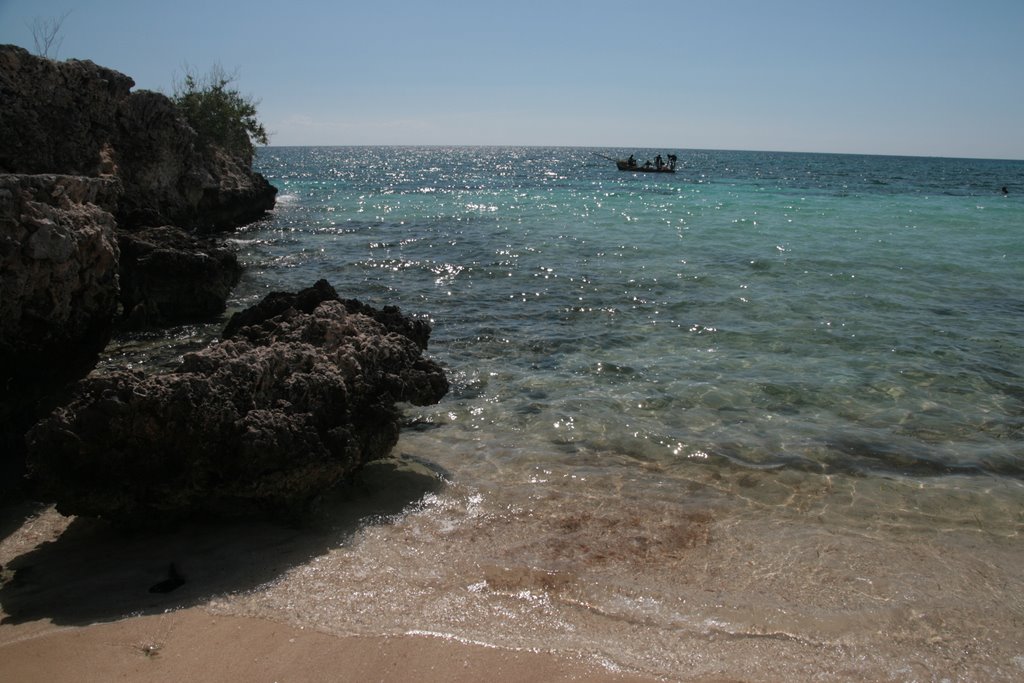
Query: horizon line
255,144,1024,163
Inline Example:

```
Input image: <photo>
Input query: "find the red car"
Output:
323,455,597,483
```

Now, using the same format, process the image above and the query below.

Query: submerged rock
26,281,449,525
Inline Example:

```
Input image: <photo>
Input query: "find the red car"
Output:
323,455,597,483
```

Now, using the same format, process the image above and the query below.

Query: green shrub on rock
172,65,268,162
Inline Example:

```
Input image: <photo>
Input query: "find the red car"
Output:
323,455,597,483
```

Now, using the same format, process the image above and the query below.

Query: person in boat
643,159,653,169
628,154,636,168
655,154,663,170
667,154,677,170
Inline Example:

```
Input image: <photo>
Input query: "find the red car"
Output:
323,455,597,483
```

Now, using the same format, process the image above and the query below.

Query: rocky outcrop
0,44,277,230
1,44,277,492
118,226,242,327
0,42,271,331
0,174,122,488
222,278,435,352
192,146,278,232
0,46,134,175
25,281,449,525
0,175,122,362
113,90,276,231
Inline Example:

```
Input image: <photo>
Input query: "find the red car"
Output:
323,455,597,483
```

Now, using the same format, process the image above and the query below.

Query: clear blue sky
2,0,1022,159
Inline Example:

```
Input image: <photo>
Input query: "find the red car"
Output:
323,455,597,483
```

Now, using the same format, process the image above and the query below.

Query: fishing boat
615,153,677,173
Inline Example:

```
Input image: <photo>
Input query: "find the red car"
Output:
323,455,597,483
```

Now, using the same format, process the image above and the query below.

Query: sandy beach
0,609,664,683
5,453,1024,681
0,498,665,683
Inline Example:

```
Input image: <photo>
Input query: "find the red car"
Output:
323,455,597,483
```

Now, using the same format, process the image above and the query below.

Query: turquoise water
236,147,1023,478
216,147,1024,679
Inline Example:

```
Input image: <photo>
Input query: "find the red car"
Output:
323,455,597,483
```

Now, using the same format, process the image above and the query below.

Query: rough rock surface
0,42,273,338
0,44,276,491
118,226,242,327
223,279,434,351
113,91,276,231
0,46,134,175
192,146,278,232
0,174,122,361
25,282,449,524
0,44,277,230
0,174,122,464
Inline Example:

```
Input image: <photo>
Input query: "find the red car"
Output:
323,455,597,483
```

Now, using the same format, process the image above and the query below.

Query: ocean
123,147,1024,679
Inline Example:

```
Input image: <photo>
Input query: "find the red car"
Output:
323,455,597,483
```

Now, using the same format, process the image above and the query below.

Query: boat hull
616,160,675,173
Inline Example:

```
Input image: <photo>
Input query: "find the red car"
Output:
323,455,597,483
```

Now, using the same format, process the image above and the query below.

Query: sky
1,0,1023,159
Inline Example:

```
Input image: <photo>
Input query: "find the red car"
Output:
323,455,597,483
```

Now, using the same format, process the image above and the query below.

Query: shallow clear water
146,147,1024,678
234,147,1023,478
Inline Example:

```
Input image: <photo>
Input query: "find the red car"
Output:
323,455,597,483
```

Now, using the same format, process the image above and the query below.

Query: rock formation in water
26,281,449,525
0,44,277,494
112,90,277,232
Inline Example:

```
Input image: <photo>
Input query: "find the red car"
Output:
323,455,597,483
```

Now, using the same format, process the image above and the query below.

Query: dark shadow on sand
0,455,445,626
0,500,47,549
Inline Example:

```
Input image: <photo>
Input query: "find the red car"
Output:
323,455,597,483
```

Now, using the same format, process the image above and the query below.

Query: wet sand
3,457,1023,681
0,609,660,683
0,487,660,683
